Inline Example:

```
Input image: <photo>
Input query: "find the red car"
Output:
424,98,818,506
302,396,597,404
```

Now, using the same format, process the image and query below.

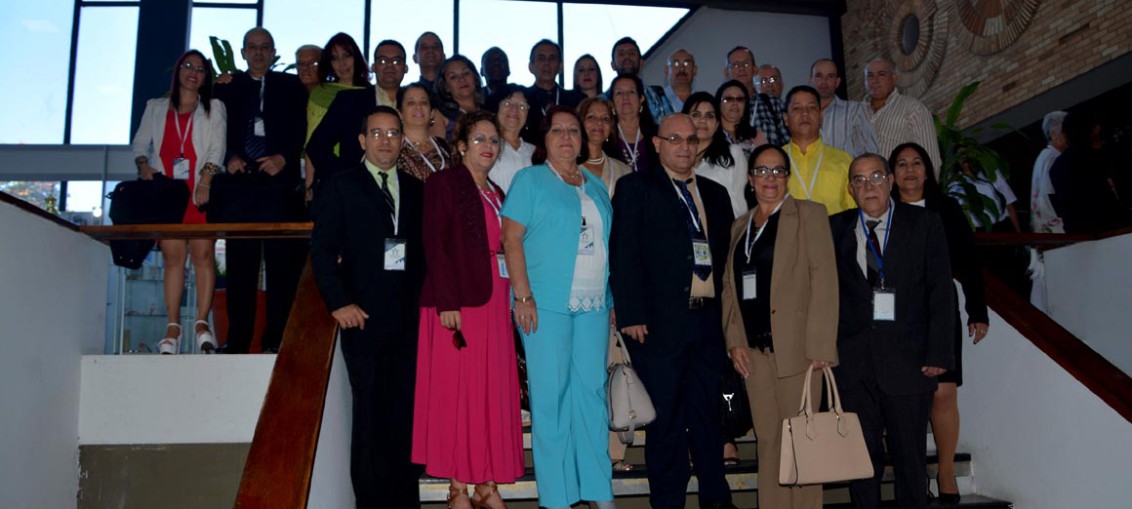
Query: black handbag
106,176,190,269
207,170,304,223
720,366,754,440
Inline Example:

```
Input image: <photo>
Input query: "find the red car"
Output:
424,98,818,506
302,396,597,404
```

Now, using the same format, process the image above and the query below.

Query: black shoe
702,502,739,509
934,475,961,505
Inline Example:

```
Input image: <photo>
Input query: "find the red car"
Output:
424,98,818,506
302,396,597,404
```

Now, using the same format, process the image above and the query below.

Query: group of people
131,26,996,509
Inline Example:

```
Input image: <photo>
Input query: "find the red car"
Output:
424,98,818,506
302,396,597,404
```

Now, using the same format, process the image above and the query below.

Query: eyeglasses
180,62,207,75
469,134,501,146
501,99,530,112
729,61,753,70
849,172,889,188
659,134,700,146
296,61,318,71
375,57,405,66
750,166,789,178
758,76,781,85
669,60,695,69
720,95,746,104
368,128,403,140
690,111,717,121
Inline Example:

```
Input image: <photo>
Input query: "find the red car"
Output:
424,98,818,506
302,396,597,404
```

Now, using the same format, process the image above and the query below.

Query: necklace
585,152,606,165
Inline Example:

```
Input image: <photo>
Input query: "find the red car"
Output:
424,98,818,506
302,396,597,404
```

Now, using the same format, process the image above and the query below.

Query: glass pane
0,181,61,211
194,0,257,4
562,3,689,89
64,180,113,225
0,0,74,143
459,0,557,88
371,0,454,84
264,0,364,74
70,7,139,144
189,6,258,75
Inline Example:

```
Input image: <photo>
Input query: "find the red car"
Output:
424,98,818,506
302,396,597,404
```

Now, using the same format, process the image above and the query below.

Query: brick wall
842,0,1132,128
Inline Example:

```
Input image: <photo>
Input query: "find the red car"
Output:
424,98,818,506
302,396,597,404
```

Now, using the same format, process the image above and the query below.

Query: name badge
693,241,712,267
253,116,266,137
497,253,509,279
578,224,595,256
172,158,191,180
742,269,757,300
873,288,895,321
384,238,406,271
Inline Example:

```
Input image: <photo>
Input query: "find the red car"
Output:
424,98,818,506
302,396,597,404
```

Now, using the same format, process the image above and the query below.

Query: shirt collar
789,137,825,155
364,159,397,177
662,165,695,184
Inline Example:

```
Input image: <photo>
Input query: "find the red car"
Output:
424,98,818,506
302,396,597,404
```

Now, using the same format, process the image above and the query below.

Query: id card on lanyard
479,186,509,278
171,105,195,180
671,178,711,269
859,204,895,321
408,137,447,174
741,197,786,300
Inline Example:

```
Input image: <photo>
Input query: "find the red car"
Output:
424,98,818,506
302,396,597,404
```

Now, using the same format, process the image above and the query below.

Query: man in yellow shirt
782,85,855,215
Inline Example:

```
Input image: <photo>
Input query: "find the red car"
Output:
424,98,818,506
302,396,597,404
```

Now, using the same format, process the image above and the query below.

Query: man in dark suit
522,39,584,143
610,114,738,509
829,153,955,509
213,27,307,354
310,105,425,509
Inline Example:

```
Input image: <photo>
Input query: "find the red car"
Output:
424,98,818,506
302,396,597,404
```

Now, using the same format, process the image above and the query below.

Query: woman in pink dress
413,110,525,509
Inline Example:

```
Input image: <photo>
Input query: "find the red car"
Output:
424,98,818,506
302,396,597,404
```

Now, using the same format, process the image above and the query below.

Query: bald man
863,58,941,174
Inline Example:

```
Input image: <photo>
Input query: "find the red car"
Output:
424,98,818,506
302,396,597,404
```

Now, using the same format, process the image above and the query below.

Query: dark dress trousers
928,195,988,386
829,203,955,509
310,165,425,509
418,165,504,311
305,86,377,187
214,71,308,353
610,168,735,509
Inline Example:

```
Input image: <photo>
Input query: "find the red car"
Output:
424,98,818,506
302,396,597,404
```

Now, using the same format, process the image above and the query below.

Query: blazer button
687,255,693,260
684,286,691,292
771,309,776,314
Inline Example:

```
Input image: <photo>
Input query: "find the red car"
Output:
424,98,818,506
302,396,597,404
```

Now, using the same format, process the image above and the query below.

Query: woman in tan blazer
721,144,839,509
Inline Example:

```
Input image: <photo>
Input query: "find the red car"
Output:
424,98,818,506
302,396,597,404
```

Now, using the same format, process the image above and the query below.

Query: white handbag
606,329,656,445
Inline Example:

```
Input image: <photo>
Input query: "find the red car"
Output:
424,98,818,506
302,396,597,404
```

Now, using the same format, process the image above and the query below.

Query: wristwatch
515,296,534,303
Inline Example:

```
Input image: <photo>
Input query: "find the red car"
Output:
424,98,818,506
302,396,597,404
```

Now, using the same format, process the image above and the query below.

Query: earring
638,105,643,113
460,150,466,156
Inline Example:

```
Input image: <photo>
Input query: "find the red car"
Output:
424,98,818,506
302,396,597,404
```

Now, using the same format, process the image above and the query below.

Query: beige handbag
779,365,874,485
606,329,655,445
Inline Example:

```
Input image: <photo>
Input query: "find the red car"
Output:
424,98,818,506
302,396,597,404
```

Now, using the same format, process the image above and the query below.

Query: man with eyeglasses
654,48,697,117
373,40,409,108
782,85,855,215
311,104,425,509
213,27,308,355
611,114,739,509
607,36,669,124
295,44,321,93
808,58,879,157
829,153,954,509
756,64,784,99
523,39,584,143
864,58,941,175
723,46,789,147
307,40,409,185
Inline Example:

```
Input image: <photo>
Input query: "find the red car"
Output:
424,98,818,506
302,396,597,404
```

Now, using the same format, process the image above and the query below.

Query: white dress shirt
489,139,535,193
694,144,749,219
1030,145,1065,233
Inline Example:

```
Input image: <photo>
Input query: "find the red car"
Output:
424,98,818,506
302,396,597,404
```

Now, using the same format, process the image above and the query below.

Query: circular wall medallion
949,0,1041,55
884,0,948,97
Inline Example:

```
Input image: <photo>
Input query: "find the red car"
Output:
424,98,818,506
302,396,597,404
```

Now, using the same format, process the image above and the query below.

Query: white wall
1044,233,1132,375
308,338,356,508
0,202,109,509
641,7,833,100
957,288,1132,508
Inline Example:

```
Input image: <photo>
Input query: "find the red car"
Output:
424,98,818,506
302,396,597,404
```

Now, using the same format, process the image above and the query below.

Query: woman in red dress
413,110,524,509
130,50,227,354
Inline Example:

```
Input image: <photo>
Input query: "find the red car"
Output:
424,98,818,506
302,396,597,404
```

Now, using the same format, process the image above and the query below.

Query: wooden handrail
0,191,79,232
983,270,1132,423
975,227,1132,249
233,260,338,508
80,222,312,240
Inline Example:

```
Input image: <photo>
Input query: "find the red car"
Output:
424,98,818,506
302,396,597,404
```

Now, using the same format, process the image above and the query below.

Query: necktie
244,79,267,161
379,171,396,214
673,178,711,281
865,219,881,286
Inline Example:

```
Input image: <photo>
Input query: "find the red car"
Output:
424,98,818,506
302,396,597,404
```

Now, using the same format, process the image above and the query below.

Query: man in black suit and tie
310,105,425,509
829,153,955,509
611,114,738,509
213,27,308,354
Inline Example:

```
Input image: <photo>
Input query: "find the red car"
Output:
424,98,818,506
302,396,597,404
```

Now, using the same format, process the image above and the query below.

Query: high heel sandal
472,482,505,509
157,323,182,355
936,474,961,505
195,320,216,353
447,484,471,509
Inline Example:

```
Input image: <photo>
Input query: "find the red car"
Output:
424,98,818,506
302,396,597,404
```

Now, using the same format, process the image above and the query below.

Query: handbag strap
613,328,633,366
797,364,816,418
821,365,847,415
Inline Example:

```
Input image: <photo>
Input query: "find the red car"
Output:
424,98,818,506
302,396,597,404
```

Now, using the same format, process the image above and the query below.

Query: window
460,0,558,88
0,0,74,143
264,0,365,74
70,7,140,144
562,3,689,90
189,6,259,74
370,0,454,84
0,181,61,212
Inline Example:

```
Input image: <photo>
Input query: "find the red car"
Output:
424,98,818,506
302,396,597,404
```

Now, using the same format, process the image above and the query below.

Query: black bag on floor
106,176,190,269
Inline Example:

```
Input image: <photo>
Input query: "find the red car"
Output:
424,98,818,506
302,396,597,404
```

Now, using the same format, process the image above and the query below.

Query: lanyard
670,177,703,233
541,87,561,115
744,196,787,263
170,101,196,158
858,201,893,281
788,144,824,199
617,124,641,170
406,137,446,173
479,186,502,228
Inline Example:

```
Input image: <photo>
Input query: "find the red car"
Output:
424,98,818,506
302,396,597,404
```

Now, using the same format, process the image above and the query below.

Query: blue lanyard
858,201,893,283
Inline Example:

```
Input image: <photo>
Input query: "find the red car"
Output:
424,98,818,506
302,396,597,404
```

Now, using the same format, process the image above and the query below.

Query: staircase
418,429,1012,508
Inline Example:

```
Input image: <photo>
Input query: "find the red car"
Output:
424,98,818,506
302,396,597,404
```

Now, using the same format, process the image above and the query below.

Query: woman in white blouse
682,92,749,218
486,84,535,192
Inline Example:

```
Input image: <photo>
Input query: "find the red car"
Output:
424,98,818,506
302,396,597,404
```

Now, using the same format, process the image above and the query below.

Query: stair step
823,494,1012,508
522,428,756,450
419,454,972,502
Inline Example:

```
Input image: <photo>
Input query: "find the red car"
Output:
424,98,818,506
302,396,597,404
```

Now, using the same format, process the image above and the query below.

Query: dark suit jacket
418,165,505,312
305,86,377,185
213,71,306,183
928,195,988,325
521,84,585,144
310,164,425,344
610,168,733,356
829,202,955,396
